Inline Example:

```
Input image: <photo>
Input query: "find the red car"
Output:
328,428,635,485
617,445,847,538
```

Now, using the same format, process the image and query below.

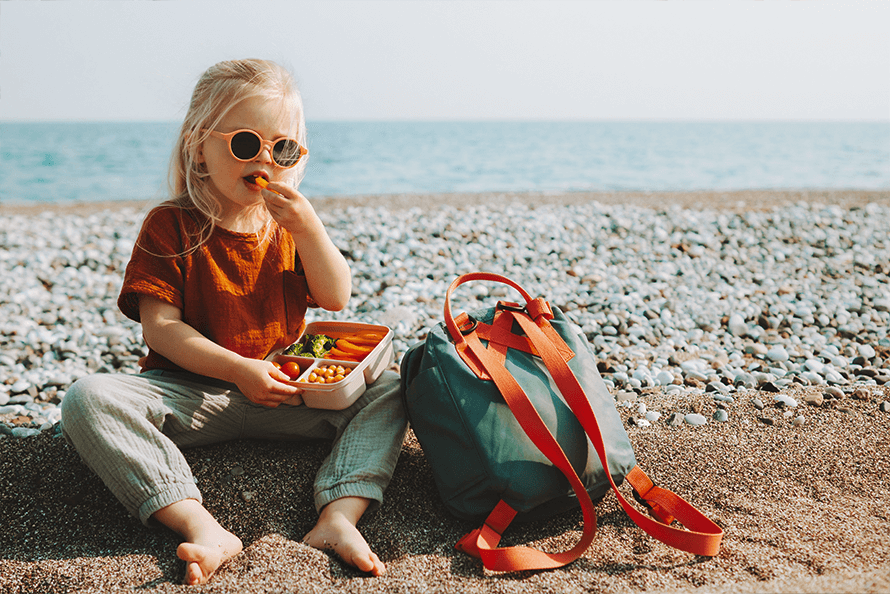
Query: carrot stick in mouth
249,175,284,196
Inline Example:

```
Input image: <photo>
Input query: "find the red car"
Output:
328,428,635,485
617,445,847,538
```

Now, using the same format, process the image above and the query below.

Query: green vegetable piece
307,334,336,358
286,333,335,358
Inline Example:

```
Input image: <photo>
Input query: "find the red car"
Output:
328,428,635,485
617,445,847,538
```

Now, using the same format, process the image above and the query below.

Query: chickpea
306,364,353,384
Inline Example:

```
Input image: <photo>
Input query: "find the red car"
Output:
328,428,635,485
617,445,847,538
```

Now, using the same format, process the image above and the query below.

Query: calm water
1,121,887,204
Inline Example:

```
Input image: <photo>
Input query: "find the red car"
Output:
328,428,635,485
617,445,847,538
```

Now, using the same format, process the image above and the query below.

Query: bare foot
303,497,385,576
177,528,243,585
152,499,244,585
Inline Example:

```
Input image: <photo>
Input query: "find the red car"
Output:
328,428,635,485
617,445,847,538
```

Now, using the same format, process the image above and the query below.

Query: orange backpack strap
452,302,723,571
443,273,723,570
508,310,724,558
453,324,598,571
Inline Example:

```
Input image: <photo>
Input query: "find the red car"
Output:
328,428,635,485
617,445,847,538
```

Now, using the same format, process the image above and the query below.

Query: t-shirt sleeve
118,207,188,323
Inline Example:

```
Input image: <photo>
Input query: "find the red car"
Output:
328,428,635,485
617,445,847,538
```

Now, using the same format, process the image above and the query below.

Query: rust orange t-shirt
118,205,310,372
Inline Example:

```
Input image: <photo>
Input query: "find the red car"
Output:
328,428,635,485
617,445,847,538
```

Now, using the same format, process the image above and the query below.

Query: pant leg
62,368,408,523
60,371,244,525
240,370,408,513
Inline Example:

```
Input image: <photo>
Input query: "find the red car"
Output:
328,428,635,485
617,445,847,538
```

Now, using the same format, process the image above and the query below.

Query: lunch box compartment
271,321,393,410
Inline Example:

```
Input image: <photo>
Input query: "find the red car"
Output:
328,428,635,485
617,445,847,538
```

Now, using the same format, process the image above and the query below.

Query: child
60,59,408,584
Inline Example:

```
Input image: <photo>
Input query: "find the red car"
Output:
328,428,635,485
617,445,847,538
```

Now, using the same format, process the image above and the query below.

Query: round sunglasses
206,129,308,168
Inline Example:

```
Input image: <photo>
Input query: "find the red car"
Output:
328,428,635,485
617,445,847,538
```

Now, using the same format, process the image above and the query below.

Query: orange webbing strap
508,311,724,558
625,466,675,525
444,273,722,569
455,327,598,572
444,273,570,375
484,310,518,370
451,312,524,379
451,310,572,382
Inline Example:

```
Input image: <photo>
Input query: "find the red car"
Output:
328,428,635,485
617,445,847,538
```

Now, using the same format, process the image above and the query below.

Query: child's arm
261,183,352,311
139,295,300,407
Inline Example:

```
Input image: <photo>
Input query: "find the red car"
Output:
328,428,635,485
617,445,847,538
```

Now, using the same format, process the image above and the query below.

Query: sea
1,121,887,205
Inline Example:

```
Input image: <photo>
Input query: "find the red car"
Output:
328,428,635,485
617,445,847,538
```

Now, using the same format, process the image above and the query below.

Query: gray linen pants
60,369,408,525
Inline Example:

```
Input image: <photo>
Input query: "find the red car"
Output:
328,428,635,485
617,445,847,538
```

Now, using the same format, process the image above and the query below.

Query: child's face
200,95,297,215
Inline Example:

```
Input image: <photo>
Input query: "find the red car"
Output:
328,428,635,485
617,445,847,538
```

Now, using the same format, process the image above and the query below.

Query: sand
1,189,889,594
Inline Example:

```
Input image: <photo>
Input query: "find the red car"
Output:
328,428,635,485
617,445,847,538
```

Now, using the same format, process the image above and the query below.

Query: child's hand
261,181,353,312
261,182,319,236
232,358,301,408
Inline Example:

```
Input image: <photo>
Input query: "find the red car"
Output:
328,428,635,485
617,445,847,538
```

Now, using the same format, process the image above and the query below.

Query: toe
351,550,385,576
178,543,213,585
184,561,206,585
369,553,386,576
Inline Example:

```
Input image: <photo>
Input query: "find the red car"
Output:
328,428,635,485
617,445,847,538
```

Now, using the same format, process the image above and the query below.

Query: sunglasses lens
273,139,303,167
230,131,262,160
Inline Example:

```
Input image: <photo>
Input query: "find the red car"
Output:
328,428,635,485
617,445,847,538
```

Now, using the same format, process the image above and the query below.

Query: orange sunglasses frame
206,129,308,168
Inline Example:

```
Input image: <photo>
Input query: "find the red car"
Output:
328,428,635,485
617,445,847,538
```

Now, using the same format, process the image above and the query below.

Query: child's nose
256,143,274,164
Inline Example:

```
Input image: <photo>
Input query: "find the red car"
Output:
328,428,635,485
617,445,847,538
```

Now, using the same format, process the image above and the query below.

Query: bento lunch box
270,321,394,410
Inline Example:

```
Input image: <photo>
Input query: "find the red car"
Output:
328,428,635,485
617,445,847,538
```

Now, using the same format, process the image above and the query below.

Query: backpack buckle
496,301,527,314
632,481,676,525
458,314,479,335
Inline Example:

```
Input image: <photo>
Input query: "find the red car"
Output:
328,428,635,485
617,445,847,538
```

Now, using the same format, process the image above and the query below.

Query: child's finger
262,181,297,201
261,190,284,209
270,368,293,383
254,390,296,408
270,381,299,394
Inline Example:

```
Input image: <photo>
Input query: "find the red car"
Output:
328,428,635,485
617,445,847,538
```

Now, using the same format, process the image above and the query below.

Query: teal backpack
400,273,723,572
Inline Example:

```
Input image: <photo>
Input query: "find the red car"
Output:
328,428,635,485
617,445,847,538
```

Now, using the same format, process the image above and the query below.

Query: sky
1,0,888,123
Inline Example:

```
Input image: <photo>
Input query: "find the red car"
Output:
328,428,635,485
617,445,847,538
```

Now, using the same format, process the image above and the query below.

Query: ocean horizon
1,120,888,205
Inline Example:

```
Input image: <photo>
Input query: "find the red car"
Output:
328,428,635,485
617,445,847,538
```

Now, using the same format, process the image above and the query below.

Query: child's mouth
245,175,269,188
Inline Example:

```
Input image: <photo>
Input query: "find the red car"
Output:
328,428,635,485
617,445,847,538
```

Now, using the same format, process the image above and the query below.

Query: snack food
284,334,336,358
247,175,285,196
280,361,301,379
306,364,352,384
283,330,387,362
328,331,387,362
269,321,393,409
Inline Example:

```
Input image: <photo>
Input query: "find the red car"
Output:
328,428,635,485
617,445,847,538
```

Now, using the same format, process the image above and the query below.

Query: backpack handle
443,272,534,345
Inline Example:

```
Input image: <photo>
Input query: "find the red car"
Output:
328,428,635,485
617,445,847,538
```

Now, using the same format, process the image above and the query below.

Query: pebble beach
1,189,889,593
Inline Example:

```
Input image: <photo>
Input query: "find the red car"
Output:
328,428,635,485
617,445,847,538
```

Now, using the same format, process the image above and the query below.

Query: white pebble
766,346,789,362
804,359,825,374
684,413,707,426
728,313,748,336
10,380,30,394
774,395,798,408
858,344,876,359
656,370,675,385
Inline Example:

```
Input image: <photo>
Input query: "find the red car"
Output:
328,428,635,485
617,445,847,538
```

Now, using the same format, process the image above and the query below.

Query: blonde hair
162,59,307,251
